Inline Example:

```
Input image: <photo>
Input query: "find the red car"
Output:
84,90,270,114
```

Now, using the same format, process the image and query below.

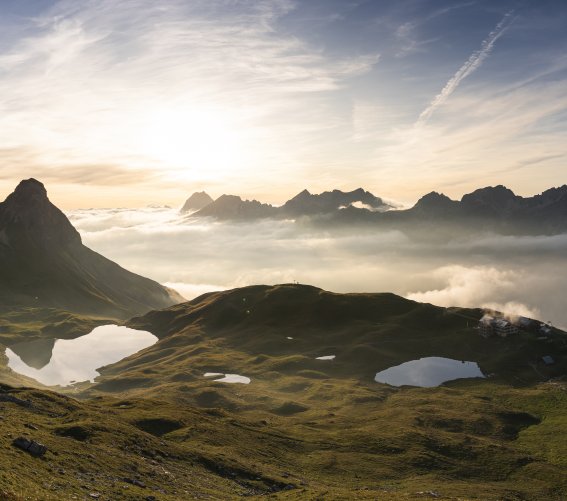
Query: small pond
316,355,335,360
6,325,157,387
204,373,250,384
374,357,485,387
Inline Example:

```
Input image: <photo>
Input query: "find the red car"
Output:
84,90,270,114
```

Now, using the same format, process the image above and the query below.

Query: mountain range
181,187,392,219
181,184,567,234
0,179,182,318
1,180,567,499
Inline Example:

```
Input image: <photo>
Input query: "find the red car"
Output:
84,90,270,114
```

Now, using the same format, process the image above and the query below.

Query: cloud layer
68,207,567,328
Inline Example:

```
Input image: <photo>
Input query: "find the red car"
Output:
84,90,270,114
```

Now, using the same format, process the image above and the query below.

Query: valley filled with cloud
68,207,567,328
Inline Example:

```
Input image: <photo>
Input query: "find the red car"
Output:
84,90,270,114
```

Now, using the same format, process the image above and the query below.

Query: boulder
12,436,47,457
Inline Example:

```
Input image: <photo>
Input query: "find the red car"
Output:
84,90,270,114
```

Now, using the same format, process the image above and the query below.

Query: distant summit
0,179,183,318
281,188,390,216
396,185,567,234
461,185,520,216
180,191,214,213
193,194,277,220
410,191,457,215
181,184,567,234
185,187,391,221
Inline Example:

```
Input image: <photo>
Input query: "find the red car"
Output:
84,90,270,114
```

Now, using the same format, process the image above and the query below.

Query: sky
0,0,566,208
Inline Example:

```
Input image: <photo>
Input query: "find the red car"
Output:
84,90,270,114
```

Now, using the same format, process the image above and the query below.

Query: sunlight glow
142,106,245,176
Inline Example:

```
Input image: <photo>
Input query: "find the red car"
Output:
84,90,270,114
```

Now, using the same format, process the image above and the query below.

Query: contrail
416,10,516,126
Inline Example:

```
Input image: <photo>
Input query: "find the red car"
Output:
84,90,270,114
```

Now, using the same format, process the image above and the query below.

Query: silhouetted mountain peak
180,191,214,213
460,185,520,216
418,191,450,200
4,178,52,216
537,185,567,204
0,178,81,248
192,194,277,220
0,179,181,317
11,178,47,199
289,189,311,201
408,192,458,218
215,194,243,206
282,187,389,216
461,185,517,205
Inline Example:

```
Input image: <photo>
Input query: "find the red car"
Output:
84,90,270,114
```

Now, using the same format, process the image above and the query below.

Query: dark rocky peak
0,179,180,317
180,191,214,213
0,178,81,248
335,188,386,208
3,179,53,219
281,189,324,215
7,178,48,204
288,189,311,201
413,191,455,210
193,194,277,220
461,185,519,209
212,194,243,207
534,185,567,205
283,187,388,215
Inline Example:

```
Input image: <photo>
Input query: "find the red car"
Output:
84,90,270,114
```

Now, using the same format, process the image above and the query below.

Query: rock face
180,191,214,213
0,179,183,319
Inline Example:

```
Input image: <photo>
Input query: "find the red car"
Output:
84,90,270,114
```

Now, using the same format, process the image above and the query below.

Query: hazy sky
0,0,566,208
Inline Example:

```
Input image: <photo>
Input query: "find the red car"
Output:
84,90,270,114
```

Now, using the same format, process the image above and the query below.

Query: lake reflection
6,325,157,387
374,357,485,387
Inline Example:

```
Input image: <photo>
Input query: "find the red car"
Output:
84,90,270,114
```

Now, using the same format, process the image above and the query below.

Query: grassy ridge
1,285,567,499
1,381,567,500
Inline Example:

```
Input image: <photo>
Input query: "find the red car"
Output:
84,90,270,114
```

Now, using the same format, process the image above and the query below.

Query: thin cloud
368,76,567,202
0,0,379,202
416,10,516,125
394,2,476,57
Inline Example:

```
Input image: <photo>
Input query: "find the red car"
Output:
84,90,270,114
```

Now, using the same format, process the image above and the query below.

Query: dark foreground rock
12,436,47,457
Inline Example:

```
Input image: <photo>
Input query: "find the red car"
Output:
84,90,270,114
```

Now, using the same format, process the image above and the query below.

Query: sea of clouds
67,207,567,328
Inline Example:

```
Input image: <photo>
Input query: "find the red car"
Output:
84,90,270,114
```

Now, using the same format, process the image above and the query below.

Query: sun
141,106,243,175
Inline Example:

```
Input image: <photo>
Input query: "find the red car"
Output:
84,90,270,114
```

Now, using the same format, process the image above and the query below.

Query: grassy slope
0,307,113,344
2,381,567,500
0,385,287,500
1,285,567,499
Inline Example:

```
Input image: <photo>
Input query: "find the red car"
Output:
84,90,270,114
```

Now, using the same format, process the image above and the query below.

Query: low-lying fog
68,207,567,328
